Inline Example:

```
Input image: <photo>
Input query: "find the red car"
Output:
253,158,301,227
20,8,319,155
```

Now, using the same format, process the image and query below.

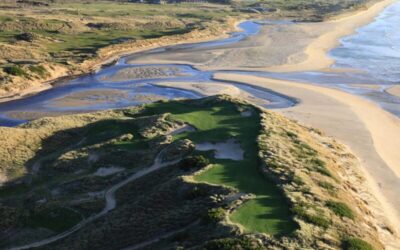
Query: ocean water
330,1,400,83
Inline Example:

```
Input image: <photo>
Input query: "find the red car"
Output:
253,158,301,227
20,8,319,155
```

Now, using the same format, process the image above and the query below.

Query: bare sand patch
214,73,400,239
94,166,124,177
50,89,132,108
50,90,168,108
170,124,196,135
386,85,400,98
153,82,240,97
347,84,386,91
101,66,191,82
195,139,243,161
152,82,271,107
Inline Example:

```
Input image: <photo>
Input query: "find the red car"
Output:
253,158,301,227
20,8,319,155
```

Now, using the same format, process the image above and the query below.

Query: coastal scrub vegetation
326,200,355,220
0,0,381,95
342,237,374,250
0,96,386,249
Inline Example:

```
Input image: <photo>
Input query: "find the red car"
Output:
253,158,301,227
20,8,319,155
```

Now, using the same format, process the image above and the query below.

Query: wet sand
101,66,191,82
126,0,396,73
50,89,132,108
386,86,400,98
214,73,400,236
152,82,271,107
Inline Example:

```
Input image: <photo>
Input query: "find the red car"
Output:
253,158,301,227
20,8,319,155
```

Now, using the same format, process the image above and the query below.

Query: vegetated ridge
0,95,391,249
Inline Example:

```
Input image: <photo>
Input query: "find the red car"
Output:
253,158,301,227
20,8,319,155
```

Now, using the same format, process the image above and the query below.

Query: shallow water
1,4,400,126
330,1,400,83
0,20,296,126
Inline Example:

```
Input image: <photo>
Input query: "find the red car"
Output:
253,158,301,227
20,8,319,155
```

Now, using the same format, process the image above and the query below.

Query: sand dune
214,73,400,236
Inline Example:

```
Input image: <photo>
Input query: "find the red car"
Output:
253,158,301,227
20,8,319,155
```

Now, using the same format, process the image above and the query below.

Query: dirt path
9,146,181,250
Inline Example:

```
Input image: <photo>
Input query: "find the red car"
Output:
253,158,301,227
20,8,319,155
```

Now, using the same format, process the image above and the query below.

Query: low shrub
309,157,326,167
308,157,332,177
292,204,331,228
342,237,373,250
318,181,336,192
289,174,304,186
4,66,27,77
179,155,209,171
326,200,355,219
315,165,333,177
204,208,225,224
29,65,47,77
285,130,298,139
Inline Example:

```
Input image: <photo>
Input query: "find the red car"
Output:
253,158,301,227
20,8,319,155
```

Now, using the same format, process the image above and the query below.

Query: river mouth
0,20,297,126
1,3,400,126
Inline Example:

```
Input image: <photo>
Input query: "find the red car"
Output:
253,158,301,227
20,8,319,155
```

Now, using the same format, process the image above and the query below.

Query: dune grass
142,99,297,235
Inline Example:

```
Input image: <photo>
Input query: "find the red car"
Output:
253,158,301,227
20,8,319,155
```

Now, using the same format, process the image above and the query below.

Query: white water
331,1,400,83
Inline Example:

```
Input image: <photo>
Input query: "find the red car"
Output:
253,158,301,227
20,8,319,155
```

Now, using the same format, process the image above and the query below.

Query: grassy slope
0,96,383,249
0,2,235,59
141,99,297,235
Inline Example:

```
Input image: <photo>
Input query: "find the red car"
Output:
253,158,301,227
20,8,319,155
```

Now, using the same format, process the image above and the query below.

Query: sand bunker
171,124,196,135
195,139,244,161
94,166,124,177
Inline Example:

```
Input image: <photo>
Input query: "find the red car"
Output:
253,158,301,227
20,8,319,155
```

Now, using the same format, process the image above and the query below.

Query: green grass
205,207,226,223
3,66,28,77
141,99,297,235
326,200,355,219
51,2,233,19
342,237,374,250
29,65,47,77
43,28,191,56
292,203,331,228
0,31,19,43
0,2,236,63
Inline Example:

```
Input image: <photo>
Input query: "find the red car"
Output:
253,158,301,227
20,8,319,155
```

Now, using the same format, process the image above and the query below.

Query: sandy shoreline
154,73,400,247
213,73,400,241
1,0,395,103
125,0,396,73
386,85,400,98
267,0,397,72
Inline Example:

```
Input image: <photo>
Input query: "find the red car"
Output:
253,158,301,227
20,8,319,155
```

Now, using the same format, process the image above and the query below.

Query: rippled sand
101,66,191,82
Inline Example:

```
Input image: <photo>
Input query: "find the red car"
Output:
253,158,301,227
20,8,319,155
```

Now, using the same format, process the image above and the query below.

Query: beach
157,72,400,247
125,0,396,73
387,86,400,98
214,73,400,238
0,0,399,244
